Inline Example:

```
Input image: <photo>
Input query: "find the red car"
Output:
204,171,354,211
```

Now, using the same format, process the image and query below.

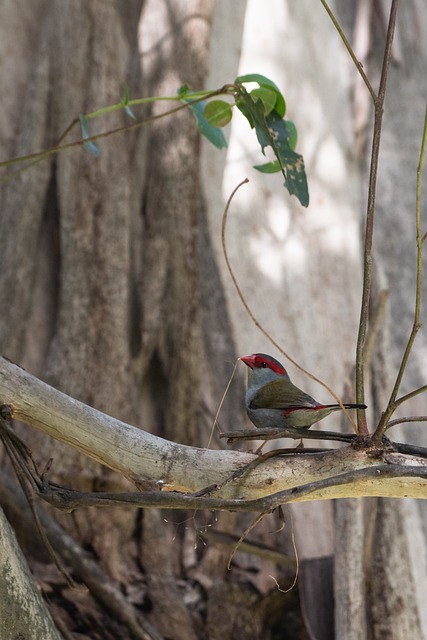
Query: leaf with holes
235,87,308,206
236,73,286,117
266,110,308,206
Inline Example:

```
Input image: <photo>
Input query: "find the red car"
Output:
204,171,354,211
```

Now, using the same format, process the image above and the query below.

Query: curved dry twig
221,180,359,432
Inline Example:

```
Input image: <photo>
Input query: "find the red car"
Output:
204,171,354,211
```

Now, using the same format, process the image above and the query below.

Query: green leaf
122,83,130,106
235,73,286,117
253,160,282,174
179,88,227,149
177,83,191,97
234,99,254,129
190,101,227,148
203,100,232,128
234,86,308,206
123,105,136,120
265,110,309,206
121,85,136,119
79,114,100,157
235,87,270,150
250,88,277,115
286,120,297,151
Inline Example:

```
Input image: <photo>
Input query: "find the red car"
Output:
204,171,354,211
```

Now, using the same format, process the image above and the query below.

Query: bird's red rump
281,405,318,416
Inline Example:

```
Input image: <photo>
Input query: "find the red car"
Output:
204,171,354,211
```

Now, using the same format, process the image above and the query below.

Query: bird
241,353,366,430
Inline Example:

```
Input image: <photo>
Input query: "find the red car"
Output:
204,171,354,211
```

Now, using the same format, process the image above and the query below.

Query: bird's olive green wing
250,379,317,409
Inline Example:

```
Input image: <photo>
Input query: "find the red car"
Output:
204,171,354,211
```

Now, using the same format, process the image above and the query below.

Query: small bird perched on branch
241,353,366,430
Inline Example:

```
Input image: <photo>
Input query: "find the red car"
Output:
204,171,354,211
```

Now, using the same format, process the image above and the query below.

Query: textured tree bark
0,0,53,362
367,499,423,639
137,4,246,635
139,0,226,446
2,1,242,638
334,499,368,640
0,507,63,640
0,0,149,636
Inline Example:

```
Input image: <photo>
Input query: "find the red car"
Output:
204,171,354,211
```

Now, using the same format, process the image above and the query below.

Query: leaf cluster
180,74,309,206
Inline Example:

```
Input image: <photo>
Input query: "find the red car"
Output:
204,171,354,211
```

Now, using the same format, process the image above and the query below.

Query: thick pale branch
0,357,426,503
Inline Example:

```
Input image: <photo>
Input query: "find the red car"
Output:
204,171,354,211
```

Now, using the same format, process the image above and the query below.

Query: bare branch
374,101,427,439
0,357,427,505
355,0,399,435
33,462,427,513
386,416,427,431
220,426,355,444
320,0,377,102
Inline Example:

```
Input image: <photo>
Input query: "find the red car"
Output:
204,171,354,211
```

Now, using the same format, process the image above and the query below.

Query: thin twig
355,0,399,436
386,416,427,431
0,418,78,588
221,180,359,432
0,86,233,180
395,385,427,408
227,511,270,569
373,100,427,441
220,426,355,444
199,529,296,568
320,0,377,102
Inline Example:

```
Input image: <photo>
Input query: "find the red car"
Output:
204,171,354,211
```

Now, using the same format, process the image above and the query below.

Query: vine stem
355,0,399,436
0,86,234,178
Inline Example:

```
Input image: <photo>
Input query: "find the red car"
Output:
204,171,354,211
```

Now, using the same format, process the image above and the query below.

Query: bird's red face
240,353,287,376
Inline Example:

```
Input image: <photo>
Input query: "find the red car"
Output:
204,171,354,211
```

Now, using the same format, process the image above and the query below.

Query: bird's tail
324,403,366,410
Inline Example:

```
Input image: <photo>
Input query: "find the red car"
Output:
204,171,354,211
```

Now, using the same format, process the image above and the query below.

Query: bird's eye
261,362,268,368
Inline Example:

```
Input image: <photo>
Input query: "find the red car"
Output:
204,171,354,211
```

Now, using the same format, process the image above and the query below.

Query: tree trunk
0,1,242,638
0,507,62,640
